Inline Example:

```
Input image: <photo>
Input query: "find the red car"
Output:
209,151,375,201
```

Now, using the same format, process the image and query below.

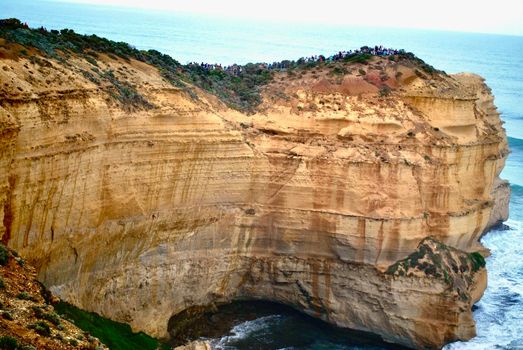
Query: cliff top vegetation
0,18,440,113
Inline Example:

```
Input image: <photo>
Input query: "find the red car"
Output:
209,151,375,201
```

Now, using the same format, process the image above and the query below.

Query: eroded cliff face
0,40,509,349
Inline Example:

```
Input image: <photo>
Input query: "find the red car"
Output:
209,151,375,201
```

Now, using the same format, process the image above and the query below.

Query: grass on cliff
54,301,170,350
0,18,439,113
0,18,272,113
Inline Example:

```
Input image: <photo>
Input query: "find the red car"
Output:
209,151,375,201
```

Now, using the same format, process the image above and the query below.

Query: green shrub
84,55,98,66
43,312,61,326
29,321,51,336
469,252,486,272
3,311,14,320
0,276,4,289
0,335,18,350
0,18,25,30
16,291,32,300
69,338,79,346
344,53,372,64
329,66,348,76
358,68,366,76
0,244,9,265
102,70,154,111
379,86,391,97
32,306,61,326
31,306,45,318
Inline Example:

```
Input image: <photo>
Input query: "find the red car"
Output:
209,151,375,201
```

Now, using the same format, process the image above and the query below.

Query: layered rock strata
0,40,509,349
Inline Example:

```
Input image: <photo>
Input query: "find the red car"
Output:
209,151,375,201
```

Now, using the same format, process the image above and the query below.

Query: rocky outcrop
0,32,509,349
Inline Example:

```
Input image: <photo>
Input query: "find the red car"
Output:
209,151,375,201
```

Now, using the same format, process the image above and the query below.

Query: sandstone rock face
0,49,509,349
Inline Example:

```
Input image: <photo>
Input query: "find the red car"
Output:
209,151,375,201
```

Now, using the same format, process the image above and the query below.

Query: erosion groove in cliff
0,23,509,349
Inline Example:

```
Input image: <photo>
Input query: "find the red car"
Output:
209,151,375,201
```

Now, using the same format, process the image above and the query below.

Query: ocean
3,0,523,349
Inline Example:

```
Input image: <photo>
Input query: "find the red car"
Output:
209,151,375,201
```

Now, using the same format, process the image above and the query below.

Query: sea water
3,1,523,348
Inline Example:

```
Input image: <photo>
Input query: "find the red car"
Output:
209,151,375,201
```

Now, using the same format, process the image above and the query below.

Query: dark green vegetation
31,306,62,326
16,291,34,301
28,321,51,337
0,335,18,350
1,18,439,113
0,336,35,350
344,53,372,64
185,63,272,112
469,251,486,272
386,237,487,299
102,70,155,111
55,301,170,350
0,244,9,266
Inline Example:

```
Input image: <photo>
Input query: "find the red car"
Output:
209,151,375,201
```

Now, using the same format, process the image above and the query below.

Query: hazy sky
55,0,523,36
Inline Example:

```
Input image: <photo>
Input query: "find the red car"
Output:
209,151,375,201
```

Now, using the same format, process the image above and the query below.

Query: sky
54,0,523,36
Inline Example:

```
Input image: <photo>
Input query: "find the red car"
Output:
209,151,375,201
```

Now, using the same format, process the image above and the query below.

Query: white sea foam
212,315,283,349
445,219,523,350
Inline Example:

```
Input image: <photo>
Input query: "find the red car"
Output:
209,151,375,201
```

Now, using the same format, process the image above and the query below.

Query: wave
212,315,284,350
508,136,523,150
511,183,523,197
445,219,523,350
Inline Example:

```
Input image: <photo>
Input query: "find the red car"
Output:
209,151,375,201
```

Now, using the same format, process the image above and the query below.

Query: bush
43,312,61,326
0,244,9,265
84,55,98,66
0,18,25,29
16,292,32,300
20,346,37,350
32,306,61,326
469,252,486,272
0,335,18,350
358,68,366,76
329,66,348,76
379,86,391,97
29,321,52,336
0,276,4,289
344,53,372,64
2,311,14,320
102,70,154,111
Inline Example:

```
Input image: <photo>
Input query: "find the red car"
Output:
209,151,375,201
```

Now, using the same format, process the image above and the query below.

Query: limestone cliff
0,24,509,349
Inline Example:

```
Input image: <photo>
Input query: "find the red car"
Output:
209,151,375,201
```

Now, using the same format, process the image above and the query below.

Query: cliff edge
0,20,510,349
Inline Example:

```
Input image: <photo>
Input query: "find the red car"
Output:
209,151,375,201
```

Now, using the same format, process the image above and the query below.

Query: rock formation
0,26,509,349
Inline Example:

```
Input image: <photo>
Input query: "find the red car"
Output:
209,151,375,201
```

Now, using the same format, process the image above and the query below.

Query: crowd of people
330,45,400,60
187,45,402,76
187,62,244,76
